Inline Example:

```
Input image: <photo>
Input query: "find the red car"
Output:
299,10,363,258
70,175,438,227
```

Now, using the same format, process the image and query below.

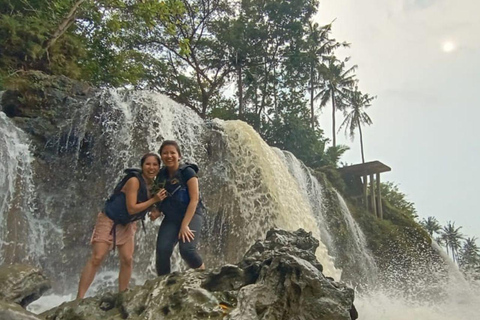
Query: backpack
104,168,150,247
155,163,205,216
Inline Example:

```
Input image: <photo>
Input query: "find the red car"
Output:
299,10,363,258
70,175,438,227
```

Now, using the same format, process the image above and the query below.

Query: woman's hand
153,188,167,202
178,225,195,243
150,208,163,221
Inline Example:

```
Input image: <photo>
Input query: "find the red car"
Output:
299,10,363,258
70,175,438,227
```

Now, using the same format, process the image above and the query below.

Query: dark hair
159,140,182,158
140,152,161,167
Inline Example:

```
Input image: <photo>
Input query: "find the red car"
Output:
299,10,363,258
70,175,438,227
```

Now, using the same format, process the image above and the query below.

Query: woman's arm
123,177,166,215
178,177,200,243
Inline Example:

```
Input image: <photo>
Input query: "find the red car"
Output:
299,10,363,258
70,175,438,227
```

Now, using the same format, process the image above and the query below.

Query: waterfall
275,149,378,283
216,120,339,279
0,110,47,265
334,190,379,282
2,88,479,318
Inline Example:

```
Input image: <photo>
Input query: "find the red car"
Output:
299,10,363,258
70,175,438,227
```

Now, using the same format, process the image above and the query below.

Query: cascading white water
274,149,335,250
0,109,50,265
219,120,340,279
83,90,207,278
356,249,480,320
334,190,378,279
275,148,378,282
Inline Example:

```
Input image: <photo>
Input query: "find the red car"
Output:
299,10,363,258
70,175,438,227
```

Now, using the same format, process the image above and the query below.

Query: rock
43,228,355,320
229,228,353,320
1,71,97,148
0,264,51,307
0,300,42,320
239,228,324,273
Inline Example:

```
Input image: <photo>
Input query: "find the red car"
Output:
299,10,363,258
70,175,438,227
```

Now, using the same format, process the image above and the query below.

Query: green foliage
0,0,86,87
262,98,326,167
379,181,417,219
340,191,444,292
1,0,370,193
0,0,187,89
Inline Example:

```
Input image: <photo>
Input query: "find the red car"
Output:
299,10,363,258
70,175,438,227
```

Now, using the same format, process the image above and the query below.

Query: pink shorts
90,212,137,248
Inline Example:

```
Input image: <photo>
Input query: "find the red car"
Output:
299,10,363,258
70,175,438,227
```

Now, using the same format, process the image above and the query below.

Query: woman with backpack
151,140,205,275
76,153,166,299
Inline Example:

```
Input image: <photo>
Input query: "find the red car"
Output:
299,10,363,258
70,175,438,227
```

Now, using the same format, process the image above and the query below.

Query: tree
338,86,375,163
440,221,464,263
419,216,442,237
226,0,319,122
305,22,347,129
315,56,357,148
0,0,187,88
459,237,480,273
134,0,234,117
0,0,88,85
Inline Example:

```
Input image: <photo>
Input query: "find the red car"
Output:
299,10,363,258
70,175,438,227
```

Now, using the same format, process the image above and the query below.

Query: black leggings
155,213,203,276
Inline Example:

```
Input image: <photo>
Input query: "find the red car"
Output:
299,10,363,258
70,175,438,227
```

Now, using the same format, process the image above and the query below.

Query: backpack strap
178,163,206,211
177,163,199,186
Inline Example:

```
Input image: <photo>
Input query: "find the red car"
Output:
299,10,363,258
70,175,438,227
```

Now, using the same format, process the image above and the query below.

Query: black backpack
104,168,150,247
155,163,205,215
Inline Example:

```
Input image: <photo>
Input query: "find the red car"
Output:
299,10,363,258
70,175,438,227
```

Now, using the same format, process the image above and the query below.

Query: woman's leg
179,214,204,270
156,220,179,276
76,242,110,299
117,237,135,292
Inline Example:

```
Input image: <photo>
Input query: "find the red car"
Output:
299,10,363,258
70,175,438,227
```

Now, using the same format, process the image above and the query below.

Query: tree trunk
310,64,315,129
237,63,243,117
331,90,336,148
43,0,86,52
358,118,365,163
273,65,278,113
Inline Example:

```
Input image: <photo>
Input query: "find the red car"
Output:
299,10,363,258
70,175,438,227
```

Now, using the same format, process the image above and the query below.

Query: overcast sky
314,0,480,241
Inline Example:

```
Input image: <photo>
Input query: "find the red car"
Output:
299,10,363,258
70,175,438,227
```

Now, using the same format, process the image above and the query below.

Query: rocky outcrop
0,264,50,320
43,228,356,320
0,300,42,320
0,264,51,307
1,71,96,148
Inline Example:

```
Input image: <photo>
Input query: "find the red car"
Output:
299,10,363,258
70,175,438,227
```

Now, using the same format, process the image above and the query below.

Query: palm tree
459,237,480,271
306,22,347,129
420,216,442,237
315,56,357,147
338,86,375,163
440,221,464,263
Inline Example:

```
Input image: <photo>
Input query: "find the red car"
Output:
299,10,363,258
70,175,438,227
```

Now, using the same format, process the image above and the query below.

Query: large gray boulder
0,264,49,320
0,264,51,307
43,228,355,320
0,300,42,320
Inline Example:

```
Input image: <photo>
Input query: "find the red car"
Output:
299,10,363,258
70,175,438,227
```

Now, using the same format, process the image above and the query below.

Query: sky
314,0,480,241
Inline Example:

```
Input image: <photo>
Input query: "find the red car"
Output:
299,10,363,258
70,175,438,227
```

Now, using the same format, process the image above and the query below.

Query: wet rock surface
43,228,355,320
0,300,42,320
0,264,50,320
0,264,51,307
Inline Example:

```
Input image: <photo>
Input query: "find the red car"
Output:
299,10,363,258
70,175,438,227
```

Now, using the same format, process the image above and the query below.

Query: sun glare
442,41,456,53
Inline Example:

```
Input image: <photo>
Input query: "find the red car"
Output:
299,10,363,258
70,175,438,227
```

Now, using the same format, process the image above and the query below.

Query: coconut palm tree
440,221,464,263
306,22,347,129
459,237,480,269
338,86,375,163
315,56,357,147
420,216,442,237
